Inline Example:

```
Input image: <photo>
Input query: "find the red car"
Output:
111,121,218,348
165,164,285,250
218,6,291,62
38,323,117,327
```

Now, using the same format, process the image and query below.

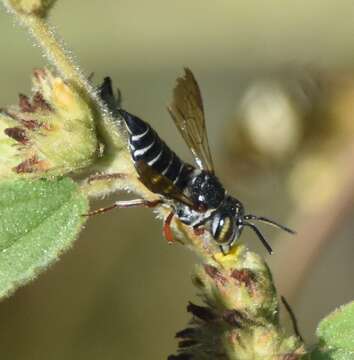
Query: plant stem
32,18,85,84
2,0,125,151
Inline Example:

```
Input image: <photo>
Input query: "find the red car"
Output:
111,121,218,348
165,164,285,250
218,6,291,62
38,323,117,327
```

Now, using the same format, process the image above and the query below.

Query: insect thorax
174,171,227,225
189,171,225,208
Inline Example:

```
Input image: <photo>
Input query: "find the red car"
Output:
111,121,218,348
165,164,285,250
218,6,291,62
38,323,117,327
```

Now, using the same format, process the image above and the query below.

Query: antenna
244,215,296,234
243,222,273,255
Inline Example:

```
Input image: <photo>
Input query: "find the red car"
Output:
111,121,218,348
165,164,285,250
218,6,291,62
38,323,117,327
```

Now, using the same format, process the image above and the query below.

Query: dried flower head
169,246,305,359
0,68,98,179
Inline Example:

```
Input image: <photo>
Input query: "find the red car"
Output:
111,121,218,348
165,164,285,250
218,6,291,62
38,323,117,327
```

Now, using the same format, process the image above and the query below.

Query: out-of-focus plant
0,1,352,359
224,71,354,304
223,70,354,208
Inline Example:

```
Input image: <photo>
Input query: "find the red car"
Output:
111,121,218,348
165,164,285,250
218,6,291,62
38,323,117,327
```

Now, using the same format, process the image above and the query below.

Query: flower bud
1,68,98,179
6,0,56,17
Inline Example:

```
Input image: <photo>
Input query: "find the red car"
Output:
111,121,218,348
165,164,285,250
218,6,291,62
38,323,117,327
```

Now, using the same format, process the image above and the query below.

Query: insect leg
84,199,162,216
192,221,206,236
193,227,205,236
163,211,175,244
192,211,215,236
87,173,127,184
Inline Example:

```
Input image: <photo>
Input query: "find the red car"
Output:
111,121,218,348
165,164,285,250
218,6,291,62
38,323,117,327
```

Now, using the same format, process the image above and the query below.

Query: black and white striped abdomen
118,109,191,189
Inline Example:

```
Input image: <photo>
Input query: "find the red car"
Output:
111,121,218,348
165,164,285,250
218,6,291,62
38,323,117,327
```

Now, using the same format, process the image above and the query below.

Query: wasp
90,68,295,254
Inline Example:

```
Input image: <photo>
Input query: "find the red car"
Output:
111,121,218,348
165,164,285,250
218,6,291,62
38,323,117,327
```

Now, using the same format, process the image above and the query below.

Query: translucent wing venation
135,160,196,209
168,68,214,172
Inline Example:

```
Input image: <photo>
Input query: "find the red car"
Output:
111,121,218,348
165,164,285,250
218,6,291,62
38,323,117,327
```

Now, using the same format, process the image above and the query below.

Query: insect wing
135,160,196,209
167,68,214,172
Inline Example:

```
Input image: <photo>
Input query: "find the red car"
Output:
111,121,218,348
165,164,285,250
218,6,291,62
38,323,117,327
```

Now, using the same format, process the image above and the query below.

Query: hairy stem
2,0,126,152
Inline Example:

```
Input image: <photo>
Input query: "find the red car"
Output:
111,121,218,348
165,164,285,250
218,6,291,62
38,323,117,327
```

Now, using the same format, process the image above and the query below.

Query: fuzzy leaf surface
311,301,354,359
0,178,88,297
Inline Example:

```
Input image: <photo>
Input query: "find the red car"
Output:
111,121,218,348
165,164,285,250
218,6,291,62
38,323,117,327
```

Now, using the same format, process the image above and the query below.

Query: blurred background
1,1,354,359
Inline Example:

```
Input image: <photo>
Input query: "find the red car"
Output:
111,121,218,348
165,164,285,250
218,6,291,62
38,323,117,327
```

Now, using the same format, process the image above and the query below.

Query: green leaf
312,301,354,360
0,177,88,297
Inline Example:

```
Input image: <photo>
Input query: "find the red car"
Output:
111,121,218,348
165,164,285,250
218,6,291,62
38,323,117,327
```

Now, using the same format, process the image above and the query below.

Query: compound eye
212,215,235,244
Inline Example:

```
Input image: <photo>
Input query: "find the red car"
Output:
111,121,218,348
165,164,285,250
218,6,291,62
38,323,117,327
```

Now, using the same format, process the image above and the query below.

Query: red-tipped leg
84,199,162,216
163,211,175,244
